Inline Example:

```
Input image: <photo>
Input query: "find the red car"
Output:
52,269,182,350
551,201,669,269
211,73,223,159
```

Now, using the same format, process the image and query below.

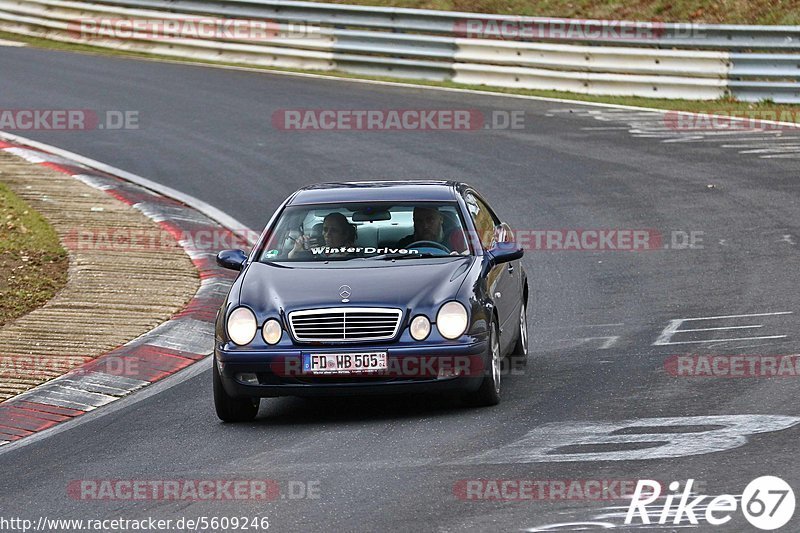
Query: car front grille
288,307,403,342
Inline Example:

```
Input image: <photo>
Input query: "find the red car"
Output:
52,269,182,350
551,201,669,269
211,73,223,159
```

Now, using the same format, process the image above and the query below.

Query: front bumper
215,339,488,398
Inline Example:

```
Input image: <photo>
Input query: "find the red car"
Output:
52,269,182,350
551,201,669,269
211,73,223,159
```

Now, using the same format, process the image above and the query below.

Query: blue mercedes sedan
213,181,527,421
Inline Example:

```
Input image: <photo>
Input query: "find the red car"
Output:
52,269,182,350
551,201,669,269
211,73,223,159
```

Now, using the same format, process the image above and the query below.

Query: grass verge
0,182,68,326
284,0,800,25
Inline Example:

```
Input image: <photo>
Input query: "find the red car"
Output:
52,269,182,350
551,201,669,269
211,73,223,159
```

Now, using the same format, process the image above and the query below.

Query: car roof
287,181,465,205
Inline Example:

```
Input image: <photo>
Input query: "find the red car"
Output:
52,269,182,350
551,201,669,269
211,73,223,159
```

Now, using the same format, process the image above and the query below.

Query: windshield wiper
368,252,451,260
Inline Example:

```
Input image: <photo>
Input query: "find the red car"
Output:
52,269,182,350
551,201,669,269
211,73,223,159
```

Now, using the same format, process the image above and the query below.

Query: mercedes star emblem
339,285,352,302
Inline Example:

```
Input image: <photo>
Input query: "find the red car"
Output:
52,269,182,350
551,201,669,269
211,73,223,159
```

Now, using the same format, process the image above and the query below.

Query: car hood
239,258,474,315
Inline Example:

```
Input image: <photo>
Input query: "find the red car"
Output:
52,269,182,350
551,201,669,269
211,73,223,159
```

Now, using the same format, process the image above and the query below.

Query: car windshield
257,202,473,262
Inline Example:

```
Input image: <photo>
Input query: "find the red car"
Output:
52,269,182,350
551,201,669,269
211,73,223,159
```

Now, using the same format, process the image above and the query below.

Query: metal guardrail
0,0,798,102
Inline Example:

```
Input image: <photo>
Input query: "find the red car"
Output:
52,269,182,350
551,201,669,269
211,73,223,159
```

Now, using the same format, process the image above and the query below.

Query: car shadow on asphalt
247,358,543,425
252,393,470,425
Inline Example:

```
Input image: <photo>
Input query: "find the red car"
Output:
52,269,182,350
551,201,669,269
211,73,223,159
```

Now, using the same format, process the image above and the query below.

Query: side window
465,192,498,250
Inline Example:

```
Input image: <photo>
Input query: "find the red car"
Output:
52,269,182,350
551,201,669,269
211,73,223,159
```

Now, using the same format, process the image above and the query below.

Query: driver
398,206,445,249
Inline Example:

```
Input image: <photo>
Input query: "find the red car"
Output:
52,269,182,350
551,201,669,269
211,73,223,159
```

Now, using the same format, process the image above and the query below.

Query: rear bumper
215,340,488,398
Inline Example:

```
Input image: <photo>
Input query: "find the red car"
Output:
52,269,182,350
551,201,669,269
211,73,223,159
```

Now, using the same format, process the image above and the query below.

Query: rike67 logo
626,477,795,530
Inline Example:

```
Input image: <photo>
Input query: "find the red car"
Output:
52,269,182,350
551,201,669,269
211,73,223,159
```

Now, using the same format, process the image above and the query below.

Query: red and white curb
0,138,247,445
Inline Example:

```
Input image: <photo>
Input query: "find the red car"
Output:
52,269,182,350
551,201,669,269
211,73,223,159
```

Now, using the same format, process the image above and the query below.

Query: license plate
303,352,388,375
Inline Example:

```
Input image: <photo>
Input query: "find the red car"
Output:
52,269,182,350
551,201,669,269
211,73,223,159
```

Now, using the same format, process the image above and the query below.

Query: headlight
410,315,431,341
262,318,282,345
227,306,257,346
436,301,468,340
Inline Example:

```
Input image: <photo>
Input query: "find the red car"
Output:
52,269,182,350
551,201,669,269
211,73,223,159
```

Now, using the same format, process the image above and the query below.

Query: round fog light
236,373,259,385
262,319,282,345
410,315,431,341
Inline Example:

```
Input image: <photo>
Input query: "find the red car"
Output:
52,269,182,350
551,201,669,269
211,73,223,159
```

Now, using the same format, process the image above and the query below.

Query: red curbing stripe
107,188,183,208
40,161,76,175
82,344,197,382
105,189,136,206
130,346,197,371
13,401,86,418
1,405,72,423
173,301,219,323
0,410,60,432
0,138,221,447
158,220,185,243
0,423,35,438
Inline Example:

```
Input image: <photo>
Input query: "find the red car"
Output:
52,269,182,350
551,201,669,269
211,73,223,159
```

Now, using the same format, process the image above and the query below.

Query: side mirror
216,249,248,271
487,242,523,265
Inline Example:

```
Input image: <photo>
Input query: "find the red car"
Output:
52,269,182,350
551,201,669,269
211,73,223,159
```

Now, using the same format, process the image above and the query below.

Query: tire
510,301,529,364
213,358,260,422
464,320,501,407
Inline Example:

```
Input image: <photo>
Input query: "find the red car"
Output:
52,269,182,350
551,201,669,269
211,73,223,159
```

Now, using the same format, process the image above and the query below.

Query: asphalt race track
1,46,800,531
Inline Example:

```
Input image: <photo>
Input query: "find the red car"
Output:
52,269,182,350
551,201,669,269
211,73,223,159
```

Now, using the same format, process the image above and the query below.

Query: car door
464,191,517,348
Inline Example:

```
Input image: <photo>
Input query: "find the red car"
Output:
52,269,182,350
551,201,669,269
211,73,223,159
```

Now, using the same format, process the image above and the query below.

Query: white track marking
654,335,787,345
654,320,690,346
564,108,800,159
455,415,800,464
679,325,763,332
761,153,800,159
529,492,723,531
526,522,617,531
740,146,800,154
677,312,792,321
654,312,792,346
580,127,632,131
0,38,25,47
722,142,800,149
55,372,148,397
593,496,735,528
558,336,620,349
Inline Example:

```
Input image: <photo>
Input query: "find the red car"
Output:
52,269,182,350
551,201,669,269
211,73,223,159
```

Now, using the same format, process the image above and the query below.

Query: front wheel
464,320,501,407
510,301,528,364
213,359,260,422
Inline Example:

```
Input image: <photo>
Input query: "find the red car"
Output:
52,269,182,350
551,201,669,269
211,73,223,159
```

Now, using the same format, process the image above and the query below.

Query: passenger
289,213,356,259
308,222,324,248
